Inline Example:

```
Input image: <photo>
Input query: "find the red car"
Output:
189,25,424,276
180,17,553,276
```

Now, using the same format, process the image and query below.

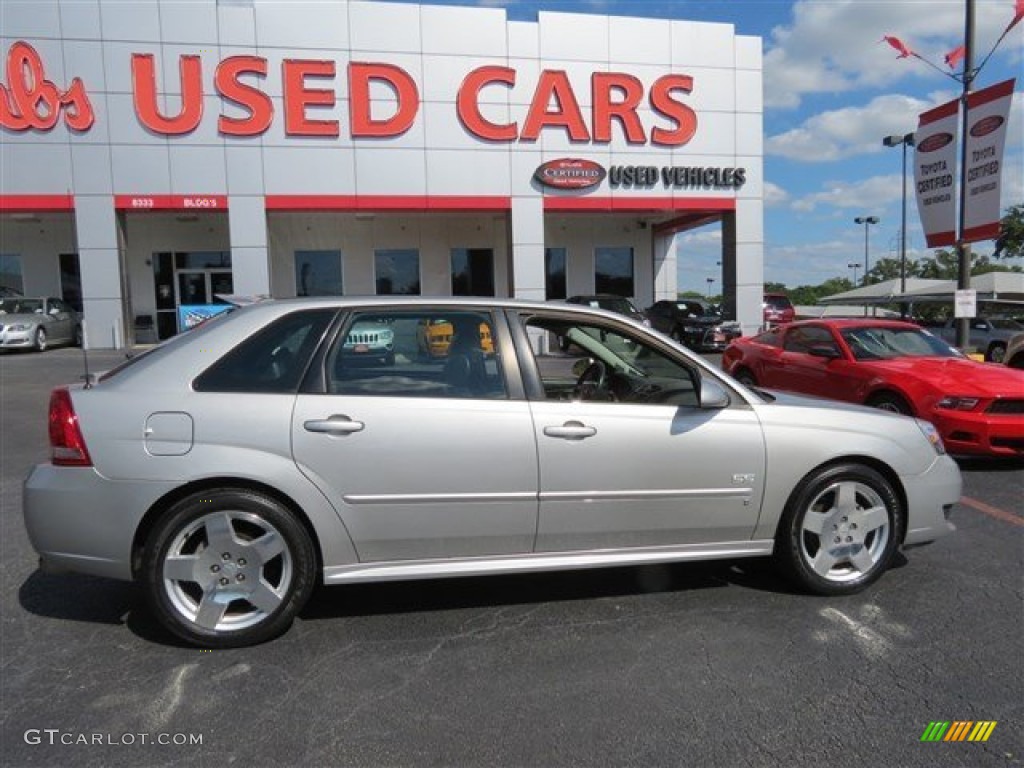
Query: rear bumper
902,455,961,547
23,464,177,581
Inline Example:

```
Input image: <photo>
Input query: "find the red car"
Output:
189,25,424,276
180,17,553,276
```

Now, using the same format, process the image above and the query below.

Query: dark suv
646,299,741,352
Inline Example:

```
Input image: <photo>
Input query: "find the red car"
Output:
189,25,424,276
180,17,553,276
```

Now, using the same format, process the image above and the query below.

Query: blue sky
382,0,1022,292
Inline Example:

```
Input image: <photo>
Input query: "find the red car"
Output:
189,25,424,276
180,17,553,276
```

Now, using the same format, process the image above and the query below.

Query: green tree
993,204,1024,259
865,256,921,284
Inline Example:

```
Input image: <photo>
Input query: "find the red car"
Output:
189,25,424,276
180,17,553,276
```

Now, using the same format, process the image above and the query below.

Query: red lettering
591,73,646,144
649,74,697,147
215,56,273,136
132,54,203,135
283,59,339,137
0,41,94,132
521,70,590,143
524,70,589,143
348,63,419,138
457,66,517,141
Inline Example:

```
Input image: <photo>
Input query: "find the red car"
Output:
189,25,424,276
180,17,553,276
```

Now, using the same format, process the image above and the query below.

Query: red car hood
860,356,1024,396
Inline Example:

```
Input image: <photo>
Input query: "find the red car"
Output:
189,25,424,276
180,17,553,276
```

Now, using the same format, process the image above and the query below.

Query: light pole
847,262,861,285
853,216,879,286
883,132,915,317
705,276,715,300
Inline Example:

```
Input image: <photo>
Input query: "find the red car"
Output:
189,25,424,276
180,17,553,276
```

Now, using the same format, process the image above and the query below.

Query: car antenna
80,319,93,389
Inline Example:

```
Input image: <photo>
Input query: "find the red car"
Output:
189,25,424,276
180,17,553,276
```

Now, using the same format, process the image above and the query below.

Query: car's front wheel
141,489,317,648
987,342,1006,364
774,463,904,595
34,327,47,352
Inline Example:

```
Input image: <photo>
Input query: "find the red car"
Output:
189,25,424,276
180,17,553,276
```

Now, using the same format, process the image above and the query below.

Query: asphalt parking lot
1,347,1021,767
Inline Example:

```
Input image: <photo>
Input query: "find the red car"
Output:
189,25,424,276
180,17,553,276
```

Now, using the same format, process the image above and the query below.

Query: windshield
0,298,42,314
764,295,792,310
989,318,1024,331
840,326,962,360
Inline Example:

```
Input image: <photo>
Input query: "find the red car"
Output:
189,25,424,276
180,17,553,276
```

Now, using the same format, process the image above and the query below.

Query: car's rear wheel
34,327,47,352
774,463,903,595
867,391,912,415
141,489,316,648
986,343,1006,364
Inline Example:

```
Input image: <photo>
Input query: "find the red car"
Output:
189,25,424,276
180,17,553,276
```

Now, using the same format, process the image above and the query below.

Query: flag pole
955,0,975,350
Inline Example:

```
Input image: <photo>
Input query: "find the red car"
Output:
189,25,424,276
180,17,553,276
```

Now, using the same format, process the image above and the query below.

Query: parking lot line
960,496,1024,527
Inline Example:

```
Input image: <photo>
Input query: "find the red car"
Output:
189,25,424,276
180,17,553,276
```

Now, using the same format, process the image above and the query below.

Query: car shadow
955,456,1024,472
299,557,803,623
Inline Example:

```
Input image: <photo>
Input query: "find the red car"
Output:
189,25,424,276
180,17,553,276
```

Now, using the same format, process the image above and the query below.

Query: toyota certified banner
962,78,1016,243
914,98,959,248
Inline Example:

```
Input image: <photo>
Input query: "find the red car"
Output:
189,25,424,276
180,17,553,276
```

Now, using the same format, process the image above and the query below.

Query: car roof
779,318,921,330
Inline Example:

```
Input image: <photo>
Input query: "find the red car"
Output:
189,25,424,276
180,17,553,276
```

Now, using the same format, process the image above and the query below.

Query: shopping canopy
818,273,1024,305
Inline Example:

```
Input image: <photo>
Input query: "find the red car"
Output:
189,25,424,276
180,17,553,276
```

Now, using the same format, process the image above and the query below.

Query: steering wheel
573,360,607,400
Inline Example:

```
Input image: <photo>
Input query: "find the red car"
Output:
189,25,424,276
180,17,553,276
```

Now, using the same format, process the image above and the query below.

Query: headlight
936,396,980,411
915,419,946,455
7,323,31,331
380,329,394,342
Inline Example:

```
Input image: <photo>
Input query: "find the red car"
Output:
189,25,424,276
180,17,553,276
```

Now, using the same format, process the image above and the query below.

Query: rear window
193,310,336,393
764,295,793,310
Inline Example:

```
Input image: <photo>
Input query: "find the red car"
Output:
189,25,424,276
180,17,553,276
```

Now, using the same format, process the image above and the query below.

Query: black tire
34,327,47,352
773,463,904,596
733,368,757,388
141,489,316,648
1009,353,1024,370
986,343,1006,364
867,391,913,416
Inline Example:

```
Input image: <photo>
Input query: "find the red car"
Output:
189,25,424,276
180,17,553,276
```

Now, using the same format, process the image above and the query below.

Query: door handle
543,421,597,440
304,415,365,435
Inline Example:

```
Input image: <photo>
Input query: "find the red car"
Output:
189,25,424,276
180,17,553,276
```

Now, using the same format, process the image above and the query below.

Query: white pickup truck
934,316,1024,363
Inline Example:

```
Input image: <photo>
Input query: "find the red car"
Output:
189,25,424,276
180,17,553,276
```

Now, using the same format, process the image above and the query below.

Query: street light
847,262,861,285
705,276,715,299
853,216,879,286
883,131,915,317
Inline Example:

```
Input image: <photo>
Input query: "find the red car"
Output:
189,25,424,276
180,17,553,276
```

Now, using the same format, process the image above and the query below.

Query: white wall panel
102,41,152,94
169,145,228,194
1,36,65,84
349,1,421,53
425,150,509,196
421,5,506,57
111,145,171,192
61,40,108,96
735,35,762,71
355,148,426,195
99,0,162,43
71,144,114,195
1,143,73,192
671,21,734,68
422,55,509,106
262,147,355,194
158,1,219,45
253,0,349,50
59,0,103,40
735,70,763,114
539,12,608,63
507,21,538,59
217,2,257,47
225,146,265,195
1,1,61,39
159,45,222,96
422,101,510,151
252,48,352,100
608,16,670,66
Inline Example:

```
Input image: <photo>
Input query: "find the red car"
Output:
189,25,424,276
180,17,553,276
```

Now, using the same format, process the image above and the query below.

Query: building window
59,253,82,311
0,254,24,294
295,250,342,296
545,247,566,300
375,249,420,295
595,246,634,296
451,248,495,296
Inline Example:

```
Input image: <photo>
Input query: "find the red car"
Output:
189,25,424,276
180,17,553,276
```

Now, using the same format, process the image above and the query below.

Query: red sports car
723,319,1024,458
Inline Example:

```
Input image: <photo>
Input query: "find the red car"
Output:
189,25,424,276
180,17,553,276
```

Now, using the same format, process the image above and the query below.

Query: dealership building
0,0,763,347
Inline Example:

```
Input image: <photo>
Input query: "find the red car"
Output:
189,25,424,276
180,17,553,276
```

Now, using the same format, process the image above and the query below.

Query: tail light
48,387,92,467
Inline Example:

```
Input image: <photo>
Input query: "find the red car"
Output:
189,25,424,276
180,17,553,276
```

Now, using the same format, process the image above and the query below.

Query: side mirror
699,377,731,410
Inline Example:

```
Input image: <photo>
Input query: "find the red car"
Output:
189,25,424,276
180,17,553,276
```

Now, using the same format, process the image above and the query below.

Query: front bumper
23,463,178,581
930,409,1024,457
0,330,35,347
901,454,961,547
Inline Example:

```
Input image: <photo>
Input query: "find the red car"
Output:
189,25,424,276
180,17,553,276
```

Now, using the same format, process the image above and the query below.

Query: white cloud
791,174,902,212
764,0,1020,110
767,93,932,161
764,181,790,207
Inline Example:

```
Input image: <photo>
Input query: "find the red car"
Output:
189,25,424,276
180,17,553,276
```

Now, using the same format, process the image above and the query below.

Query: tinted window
594,247,634,296
375,249,420,295
784,326,839,354
194,310,336,393
326,310,507,400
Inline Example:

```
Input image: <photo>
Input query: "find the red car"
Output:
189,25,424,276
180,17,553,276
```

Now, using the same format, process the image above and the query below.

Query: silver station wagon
24,298,960,647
